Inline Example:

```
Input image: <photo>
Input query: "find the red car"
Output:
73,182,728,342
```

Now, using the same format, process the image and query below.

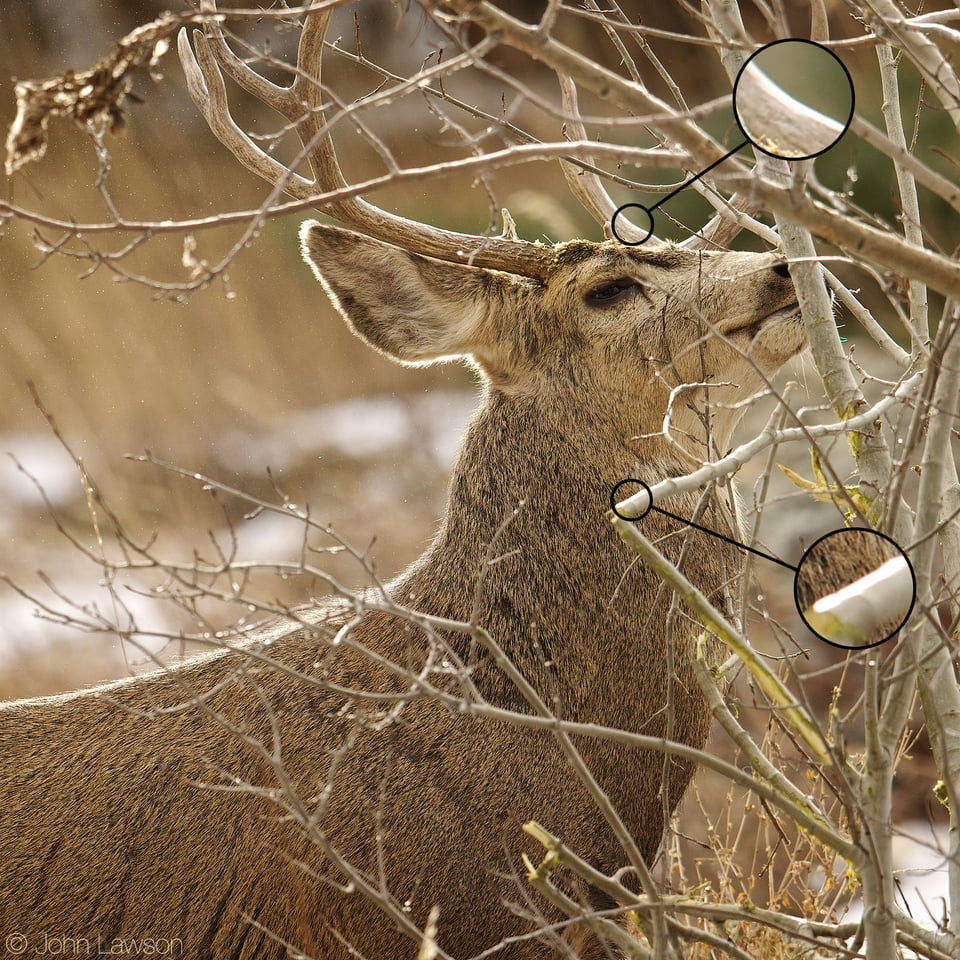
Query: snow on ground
889,822,951,930
809,820,950,946
0,430,174,677
0,567,175,677
0,432,85,522
0,390,478,679
215,389,478,474
213,389,477,563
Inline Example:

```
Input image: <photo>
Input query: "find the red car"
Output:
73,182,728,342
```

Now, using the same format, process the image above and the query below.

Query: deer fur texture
0,225,803,959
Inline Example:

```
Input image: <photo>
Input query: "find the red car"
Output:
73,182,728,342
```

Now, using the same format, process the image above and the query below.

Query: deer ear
301,221,528,367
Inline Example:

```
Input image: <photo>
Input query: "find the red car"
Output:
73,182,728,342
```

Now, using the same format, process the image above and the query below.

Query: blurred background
0,0,953,921
2,0,496,695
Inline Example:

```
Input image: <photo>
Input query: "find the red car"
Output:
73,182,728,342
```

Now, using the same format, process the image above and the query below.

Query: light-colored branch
614,372,922,519
522,825,653,958
826,272,911,367
610,515,831,765
734,64,846,159
763,167,898,538
877,42,929,346
864,0,960,133
851,115,960,217
802,556,914,647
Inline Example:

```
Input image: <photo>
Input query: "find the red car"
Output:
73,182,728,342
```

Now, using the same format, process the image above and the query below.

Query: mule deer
0,6,803,958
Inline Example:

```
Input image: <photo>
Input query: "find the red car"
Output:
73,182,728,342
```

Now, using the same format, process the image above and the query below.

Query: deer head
301,224,800,459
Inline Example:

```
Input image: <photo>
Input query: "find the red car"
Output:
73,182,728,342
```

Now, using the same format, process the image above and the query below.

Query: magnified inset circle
733,39,854,160
611,204,655,246
610,478,653,521
794,528,915,650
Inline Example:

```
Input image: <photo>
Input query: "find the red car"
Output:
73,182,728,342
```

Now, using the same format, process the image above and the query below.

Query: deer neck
390,387,729,653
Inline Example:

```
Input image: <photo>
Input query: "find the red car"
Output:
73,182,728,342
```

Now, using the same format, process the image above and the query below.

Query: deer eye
585,279,639,306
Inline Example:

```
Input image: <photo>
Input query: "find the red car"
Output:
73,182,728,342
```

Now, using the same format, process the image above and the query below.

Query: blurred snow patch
216,390,478,473
891,821,950,930
289,395,413,459
229,509,310,564
0,433,83,513
0,570,174,672
827,820,949,946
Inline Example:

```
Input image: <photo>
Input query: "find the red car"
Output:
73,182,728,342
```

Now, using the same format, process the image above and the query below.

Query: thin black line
649,140,750,211
651,505,797,572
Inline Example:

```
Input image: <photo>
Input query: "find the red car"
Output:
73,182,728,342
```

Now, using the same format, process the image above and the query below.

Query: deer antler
177,1,555,279
558,74,650,244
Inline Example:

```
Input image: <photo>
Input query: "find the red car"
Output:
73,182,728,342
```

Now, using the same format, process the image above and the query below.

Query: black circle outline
610,204,655,246
793,528,915,650
732,38,855,161
610,478,653,520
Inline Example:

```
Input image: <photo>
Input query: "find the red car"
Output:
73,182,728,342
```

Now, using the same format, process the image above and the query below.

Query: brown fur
0,225,803,958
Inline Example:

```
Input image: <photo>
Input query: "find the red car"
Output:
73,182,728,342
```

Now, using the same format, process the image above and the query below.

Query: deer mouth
725,301,801,341
743,301,806,366
759,300,802,333
764,301,802,321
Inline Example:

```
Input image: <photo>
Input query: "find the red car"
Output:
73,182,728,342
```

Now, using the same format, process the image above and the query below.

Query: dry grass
0,6,519,695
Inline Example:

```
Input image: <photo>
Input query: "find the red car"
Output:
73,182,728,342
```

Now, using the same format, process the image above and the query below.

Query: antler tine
178,26,314,198
558,75,651,244
187,4,365,220
178,1,555,280
194,0,304,124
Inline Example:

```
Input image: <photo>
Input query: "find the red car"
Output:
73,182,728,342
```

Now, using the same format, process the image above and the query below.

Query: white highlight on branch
737,64,844,157
805,555,912,646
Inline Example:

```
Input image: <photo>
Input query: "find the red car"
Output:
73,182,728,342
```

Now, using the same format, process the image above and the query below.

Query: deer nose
772,261,791,279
